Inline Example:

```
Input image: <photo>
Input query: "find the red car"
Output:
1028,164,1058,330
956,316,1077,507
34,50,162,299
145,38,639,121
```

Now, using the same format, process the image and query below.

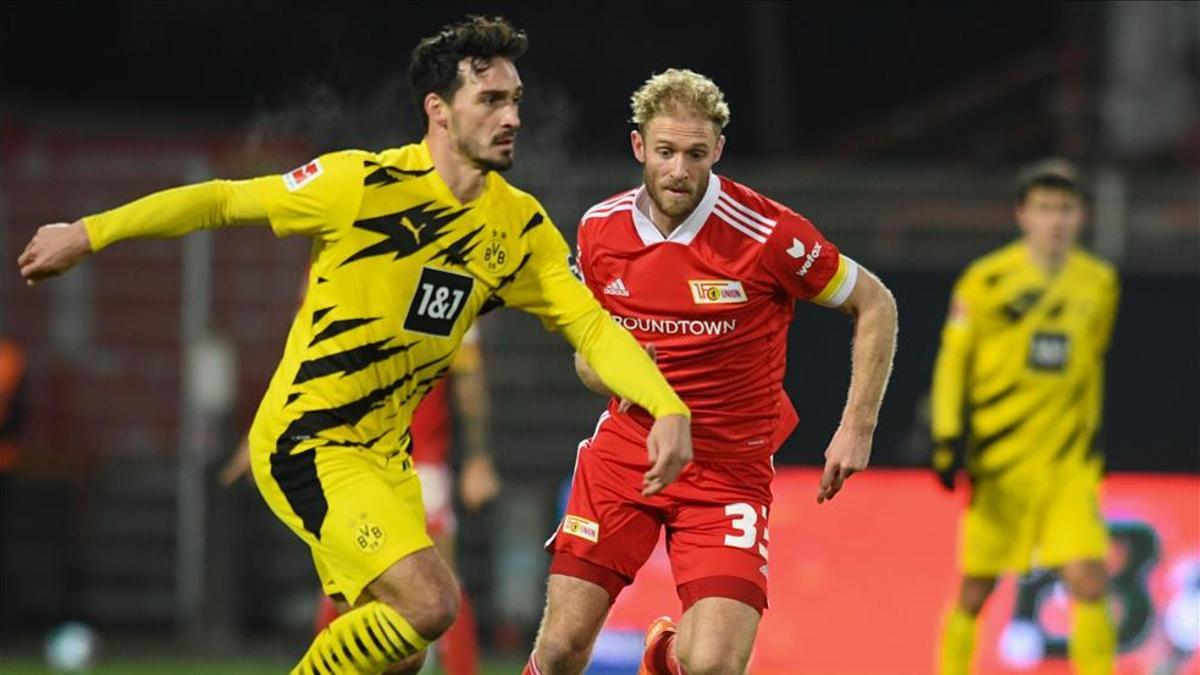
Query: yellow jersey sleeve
246,151,367,239
82,150,367,251
931,270,979,443
500,213,689,419
83,179,269,251
1095,267,1120,354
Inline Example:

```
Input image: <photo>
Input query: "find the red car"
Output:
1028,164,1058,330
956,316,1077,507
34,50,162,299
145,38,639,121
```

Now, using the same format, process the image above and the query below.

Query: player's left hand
18,220,93,285
643,413,692,496
459,453,501,511
817,424,873,504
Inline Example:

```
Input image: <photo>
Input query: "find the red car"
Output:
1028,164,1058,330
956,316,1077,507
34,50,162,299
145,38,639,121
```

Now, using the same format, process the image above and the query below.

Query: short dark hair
1017,172,1084,204
408,16,528,126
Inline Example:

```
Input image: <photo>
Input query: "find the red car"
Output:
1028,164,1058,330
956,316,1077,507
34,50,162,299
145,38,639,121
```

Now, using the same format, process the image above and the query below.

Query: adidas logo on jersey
604,278,630,296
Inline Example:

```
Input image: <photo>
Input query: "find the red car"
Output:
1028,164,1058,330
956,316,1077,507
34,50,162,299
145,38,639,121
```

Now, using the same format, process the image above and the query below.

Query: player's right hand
219,437,252,486
931,442,961,492
18,220,93,285
643,413,692,496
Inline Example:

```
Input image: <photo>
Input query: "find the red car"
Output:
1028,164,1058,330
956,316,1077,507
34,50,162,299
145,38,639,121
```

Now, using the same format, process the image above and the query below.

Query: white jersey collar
631,172,721,246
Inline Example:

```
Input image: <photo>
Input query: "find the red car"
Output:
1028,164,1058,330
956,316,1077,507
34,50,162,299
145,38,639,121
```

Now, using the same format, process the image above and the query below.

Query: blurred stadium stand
0,0,1197,667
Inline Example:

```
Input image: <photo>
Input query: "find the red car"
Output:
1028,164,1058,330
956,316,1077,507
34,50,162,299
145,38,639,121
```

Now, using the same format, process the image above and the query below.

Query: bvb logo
482,229,509,272
352,516,386,554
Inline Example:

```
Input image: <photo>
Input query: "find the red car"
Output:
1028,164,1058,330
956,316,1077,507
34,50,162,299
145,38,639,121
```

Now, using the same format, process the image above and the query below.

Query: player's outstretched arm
817,266,898,504
18,180,271,284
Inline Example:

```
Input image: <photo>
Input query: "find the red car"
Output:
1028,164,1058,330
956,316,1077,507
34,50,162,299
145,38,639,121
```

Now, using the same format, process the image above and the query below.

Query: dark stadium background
1,2,1196,673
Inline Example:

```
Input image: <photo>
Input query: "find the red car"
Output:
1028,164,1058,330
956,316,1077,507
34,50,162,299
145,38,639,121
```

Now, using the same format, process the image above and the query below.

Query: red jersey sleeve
760,211,859,307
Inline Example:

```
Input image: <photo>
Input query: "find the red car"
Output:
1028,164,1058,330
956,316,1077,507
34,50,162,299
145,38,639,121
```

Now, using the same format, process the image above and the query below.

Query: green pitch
0,659,525,674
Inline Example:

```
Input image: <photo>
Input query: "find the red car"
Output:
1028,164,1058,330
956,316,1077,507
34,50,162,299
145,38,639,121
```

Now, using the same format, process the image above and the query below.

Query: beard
455,133,515,173
644,168,704,220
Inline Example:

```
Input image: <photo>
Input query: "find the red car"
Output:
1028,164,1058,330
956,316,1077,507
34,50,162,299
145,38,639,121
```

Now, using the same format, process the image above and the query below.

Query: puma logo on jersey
786,238,806,259
604,278,630,296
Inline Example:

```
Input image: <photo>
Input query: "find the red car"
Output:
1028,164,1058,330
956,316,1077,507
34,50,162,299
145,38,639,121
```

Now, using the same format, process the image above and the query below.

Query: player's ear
631,129,646,164
425,93,449,131
713,134,726,165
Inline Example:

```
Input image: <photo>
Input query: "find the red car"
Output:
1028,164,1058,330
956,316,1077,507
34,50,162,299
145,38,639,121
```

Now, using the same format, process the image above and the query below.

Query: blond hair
630,68,730,132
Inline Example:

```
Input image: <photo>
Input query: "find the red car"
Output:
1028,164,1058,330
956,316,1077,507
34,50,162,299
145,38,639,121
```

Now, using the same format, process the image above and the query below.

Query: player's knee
1065,572,1108,603
380,650,427,675
958,577,996,616
405,584,460,639
535,629,594,670
1061,560,1108,604
676,642,747,675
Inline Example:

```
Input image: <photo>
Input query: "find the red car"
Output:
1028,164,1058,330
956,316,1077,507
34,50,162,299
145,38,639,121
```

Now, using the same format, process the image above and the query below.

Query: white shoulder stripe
590,191,637,213
713,201,773,237
718,194,776,227
714,209,767,243
583,195,634,214
581,200,633,221
598,189,637,208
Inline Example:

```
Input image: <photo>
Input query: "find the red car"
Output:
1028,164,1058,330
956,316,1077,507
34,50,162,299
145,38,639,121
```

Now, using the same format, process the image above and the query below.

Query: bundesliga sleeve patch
283,159,323,191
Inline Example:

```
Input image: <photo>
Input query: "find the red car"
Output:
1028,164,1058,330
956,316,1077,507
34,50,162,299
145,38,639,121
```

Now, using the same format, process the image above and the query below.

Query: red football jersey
410,378,451,465
576,174,859,462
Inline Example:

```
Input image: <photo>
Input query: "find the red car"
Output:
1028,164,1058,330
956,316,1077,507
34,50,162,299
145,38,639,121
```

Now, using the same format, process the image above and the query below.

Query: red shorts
546,416,774,614
415,462,455,538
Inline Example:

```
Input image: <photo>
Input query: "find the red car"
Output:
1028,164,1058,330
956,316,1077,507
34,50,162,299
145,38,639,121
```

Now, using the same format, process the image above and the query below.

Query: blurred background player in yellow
17,15,692,674
932,166,1120,675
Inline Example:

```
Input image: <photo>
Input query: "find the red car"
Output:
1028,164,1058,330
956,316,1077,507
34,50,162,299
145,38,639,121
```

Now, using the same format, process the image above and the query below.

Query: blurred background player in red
221,278,499,675
0,337,29,630
525,69,899,675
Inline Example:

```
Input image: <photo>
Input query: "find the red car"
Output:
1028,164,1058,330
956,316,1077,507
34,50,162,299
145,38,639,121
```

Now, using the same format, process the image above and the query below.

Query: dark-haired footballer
17,16,692,674
933,168,1120,675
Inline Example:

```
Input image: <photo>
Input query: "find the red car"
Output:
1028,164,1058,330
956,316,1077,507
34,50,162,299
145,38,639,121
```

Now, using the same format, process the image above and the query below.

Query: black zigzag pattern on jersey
341,202,471,267
479,251,533,315
275,351,456,457
309,317,380,347
363,160,434,186
970,378,1087,479
316,430,389,451
430,225,484,267
398,366,452,408
269,448,328,540
971,381,1020,412
520,212,545,236
1001,288,1045,322
312,306,335,324
292,339,416,385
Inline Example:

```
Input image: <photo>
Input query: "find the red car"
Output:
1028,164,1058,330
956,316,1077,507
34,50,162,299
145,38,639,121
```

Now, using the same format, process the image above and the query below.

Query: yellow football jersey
932,241,1119,485
82,139,687,478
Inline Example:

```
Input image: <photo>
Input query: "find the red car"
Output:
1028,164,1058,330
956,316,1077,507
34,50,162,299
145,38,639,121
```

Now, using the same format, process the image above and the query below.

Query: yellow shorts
960,471,1108,577
252,444,433,605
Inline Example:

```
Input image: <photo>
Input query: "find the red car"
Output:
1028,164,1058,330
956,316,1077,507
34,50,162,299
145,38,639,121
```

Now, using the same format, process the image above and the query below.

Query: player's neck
425,133,488,204
1024,240,1068,275
643,195,690,238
